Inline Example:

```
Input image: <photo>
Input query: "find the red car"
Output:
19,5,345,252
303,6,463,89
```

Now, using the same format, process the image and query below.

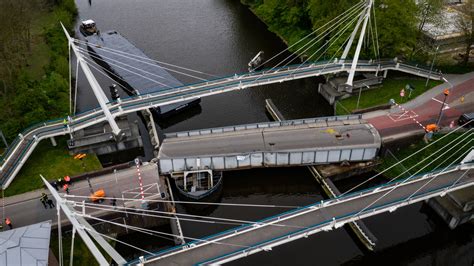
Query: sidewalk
0,163,163,228
362,72,474,120
363,72,474,140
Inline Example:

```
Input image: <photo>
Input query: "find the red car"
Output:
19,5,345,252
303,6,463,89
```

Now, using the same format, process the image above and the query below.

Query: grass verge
377,132,473,180
5,137,102,197
336,78,442,115
50,232,113,265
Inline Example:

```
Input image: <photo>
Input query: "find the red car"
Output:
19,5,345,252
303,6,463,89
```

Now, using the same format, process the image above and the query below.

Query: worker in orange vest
5,217,12,229
426,124,438,132
64,175,71,185
63,183,70,194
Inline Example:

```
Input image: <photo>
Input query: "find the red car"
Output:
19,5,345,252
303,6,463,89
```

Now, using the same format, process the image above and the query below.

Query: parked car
458,112,474,128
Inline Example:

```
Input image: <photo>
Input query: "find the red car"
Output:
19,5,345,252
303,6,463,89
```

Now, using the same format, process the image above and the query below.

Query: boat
80,20,97,36
85,30,202,118
248,51,264,72
174,170,223,201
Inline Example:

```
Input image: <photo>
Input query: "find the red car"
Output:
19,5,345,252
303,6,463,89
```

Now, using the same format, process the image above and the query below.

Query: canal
74,0,473,265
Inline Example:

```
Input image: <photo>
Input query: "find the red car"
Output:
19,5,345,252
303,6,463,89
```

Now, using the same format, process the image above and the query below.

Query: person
424,130,433,144
40,193,48,209
57,178,63,187
63,118,68,128
111,197,117,209
63,183,69,194
5,217,12,229
64,175,71,186
51,181,59,191
41,192,48,201
47,199,55,208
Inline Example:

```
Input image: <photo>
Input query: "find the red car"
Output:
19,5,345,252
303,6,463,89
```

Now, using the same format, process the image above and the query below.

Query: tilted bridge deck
158,115,381,174
0,60,442,188
131,163,474,265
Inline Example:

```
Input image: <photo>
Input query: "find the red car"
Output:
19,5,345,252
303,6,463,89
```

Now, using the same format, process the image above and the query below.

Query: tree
456,0,474,65
375,0,418,58
411,0,443,58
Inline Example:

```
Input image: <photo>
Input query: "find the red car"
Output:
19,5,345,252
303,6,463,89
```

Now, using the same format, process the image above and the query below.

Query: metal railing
132,163,473,265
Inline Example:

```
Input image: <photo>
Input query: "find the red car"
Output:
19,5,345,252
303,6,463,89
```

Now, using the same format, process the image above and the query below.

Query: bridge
0,0,444,189
158,115,380,174
0,57,443,188
126,162,473,265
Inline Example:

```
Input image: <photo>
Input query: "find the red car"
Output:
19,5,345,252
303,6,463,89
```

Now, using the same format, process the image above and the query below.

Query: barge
85,30,200,118
174,170,223,201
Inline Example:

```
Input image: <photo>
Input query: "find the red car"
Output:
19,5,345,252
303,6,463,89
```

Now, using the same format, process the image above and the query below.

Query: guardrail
164,114,362,138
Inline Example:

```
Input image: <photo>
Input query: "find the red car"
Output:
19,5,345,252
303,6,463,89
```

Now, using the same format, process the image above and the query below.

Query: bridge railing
0,107,109,186
137,162,472,265
198,165,472,265
164,114,362,139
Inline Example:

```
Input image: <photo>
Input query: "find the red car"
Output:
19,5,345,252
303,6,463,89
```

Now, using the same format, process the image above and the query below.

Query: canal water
74,0,473,265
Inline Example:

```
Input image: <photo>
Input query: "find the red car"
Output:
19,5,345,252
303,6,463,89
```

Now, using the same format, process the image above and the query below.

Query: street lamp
426,45,440,88
356,83,370,110
435,88,450,127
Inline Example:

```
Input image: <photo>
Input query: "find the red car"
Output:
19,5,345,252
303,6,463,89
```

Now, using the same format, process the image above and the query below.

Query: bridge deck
139,166,473,265
158,118,381,173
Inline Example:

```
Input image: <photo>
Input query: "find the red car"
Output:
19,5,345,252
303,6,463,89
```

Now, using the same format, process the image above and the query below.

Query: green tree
456,0,474,65
375,0,418,58
411,0,443,58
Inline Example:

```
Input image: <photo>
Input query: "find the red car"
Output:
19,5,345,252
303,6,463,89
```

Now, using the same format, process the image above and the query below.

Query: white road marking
431,97,450,110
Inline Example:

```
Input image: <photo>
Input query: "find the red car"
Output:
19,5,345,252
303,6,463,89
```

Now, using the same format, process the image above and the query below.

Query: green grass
377,132,473,180
50,232,113,266
336,78,442,115
5,137,102,197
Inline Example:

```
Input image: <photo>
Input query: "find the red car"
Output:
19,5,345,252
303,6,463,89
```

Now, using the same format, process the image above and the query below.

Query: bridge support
40,175,127,265
50,137,57,147
346,0,373,87
60,23,122,138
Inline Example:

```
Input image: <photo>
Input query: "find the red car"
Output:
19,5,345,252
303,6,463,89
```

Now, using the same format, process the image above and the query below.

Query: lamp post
436,88,450,127
356,83,370,110
426,45,439,88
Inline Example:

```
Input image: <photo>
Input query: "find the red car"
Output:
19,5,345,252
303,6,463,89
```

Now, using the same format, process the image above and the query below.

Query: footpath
363,72,474,141
0,163,161,229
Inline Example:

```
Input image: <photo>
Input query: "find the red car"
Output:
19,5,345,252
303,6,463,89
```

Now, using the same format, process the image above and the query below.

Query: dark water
74,0,473,265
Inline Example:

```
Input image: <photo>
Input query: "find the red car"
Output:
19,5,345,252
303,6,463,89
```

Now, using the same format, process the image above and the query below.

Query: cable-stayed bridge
0,0,445,188
2,0,471,263
132,163,473,265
